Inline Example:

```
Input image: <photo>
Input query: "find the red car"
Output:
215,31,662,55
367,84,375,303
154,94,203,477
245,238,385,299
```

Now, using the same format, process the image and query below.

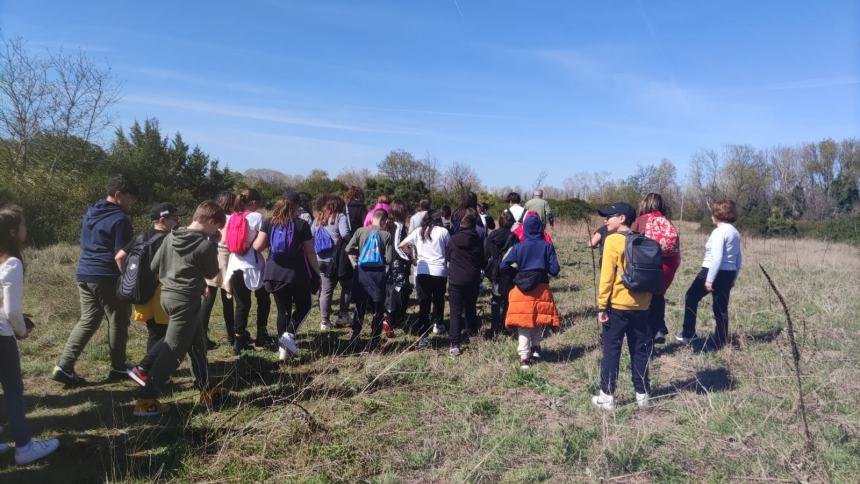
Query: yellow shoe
133,398,168,417
199,386,230,409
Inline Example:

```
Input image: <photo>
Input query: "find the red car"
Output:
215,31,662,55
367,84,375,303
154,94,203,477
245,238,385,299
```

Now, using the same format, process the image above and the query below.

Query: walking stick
584,216,602,346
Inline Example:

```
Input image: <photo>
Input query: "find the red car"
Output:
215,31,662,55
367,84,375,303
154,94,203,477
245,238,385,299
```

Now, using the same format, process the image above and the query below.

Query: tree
378,149,422,183
442,161,482,202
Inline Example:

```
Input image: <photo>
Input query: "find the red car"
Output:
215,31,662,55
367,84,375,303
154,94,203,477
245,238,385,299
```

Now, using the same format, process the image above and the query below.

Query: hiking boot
382,319,395,339
654,331,667,344
530,346,541,360
448,345,462,357
199,386,230,410
635,392,650,408
520,357,531,370
675,332,699,343
320,321,331,332
14,438,59,465
279,332,300,357
51,365,86,386
432,323,444,335
133,398,169,417
417,336,430,349
591,390,615,411
127,366,148,387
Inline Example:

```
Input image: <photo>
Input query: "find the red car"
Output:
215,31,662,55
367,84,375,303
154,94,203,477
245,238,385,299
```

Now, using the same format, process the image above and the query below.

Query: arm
705,229,724,286
150,242,164,275
547,245,560,277
303,240,320,274
114,217,133,254
337,214,350,238
251,230,268,253
546,204,554,227
345,229,361,255
587,231,602,248
201,242,220,280
500,245,518,270
597,235,619,310
1,260,28,338
115,249,128,272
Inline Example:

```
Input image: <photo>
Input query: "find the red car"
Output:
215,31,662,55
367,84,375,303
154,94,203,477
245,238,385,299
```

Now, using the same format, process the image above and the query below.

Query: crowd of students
0,174,742,464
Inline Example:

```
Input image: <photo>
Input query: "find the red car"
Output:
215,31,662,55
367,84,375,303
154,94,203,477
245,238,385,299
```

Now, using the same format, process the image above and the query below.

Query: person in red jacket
630,193,681,344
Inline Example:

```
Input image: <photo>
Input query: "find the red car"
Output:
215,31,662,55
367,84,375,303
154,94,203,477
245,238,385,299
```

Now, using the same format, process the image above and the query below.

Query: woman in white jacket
0,205,60,465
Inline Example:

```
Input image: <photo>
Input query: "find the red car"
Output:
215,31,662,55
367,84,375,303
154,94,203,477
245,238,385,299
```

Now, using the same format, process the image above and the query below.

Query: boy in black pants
345,210,394,346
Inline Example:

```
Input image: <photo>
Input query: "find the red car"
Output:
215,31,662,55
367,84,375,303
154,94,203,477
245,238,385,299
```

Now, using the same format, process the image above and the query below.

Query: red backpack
642,213,680,257
226,211,252,254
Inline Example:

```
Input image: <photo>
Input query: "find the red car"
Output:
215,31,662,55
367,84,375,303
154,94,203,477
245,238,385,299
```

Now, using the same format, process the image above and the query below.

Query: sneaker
233,335,252,355
432,324,444,335
51,365,86,386
279,332,299,357
320,321,331,332
382,319,395,338
14,438,59,465
654,331,667,344
675,332,699,343
417,336,430,349
448,345,461,357
530,346,541,360
255,334,276,349
199,386,230,409
591,390,615,411
635,392,649,408
107,365,133,381
127,366,148,387
277,346,289,362
133,398,169,417
335,314,352,327
520,357,531,369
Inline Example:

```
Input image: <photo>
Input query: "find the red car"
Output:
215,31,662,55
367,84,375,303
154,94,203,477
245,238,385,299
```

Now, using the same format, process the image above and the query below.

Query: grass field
1,220,859,482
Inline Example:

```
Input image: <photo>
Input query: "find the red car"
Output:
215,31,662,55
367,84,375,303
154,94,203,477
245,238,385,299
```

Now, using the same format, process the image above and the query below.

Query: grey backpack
621,232,664,294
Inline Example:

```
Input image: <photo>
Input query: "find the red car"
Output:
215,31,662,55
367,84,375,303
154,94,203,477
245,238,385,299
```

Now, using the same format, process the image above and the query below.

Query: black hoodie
445,227,484,286
76,199,133,282
150,227,218,297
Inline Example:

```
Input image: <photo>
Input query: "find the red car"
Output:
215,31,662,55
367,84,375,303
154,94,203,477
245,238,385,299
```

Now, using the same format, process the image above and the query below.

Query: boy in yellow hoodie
592,202,653,410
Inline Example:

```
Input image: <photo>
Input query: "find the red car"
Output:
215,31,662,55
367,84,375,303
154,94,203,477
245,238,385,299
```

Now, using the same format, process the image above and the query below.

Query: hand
704,281,713,292
598,310,609,324
203,286,211,299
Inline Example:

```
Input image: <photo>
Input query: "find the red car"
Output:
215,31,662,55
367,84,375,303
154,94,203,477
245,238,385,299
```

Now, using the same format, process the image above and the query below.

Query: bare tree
442,161,482,200
337,167,372,188
0,37,49,173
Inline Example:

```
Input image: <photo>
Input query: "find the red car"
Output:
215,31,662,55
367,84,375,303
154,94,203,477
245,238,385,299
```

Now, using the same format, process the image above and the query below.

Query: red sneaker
382,318,395,339
127,366,148,387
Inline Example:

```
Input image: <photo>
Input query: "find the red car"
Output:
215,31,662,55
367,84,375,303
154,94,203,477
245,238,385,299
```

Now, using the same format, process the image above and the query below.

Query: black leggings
448,283,479,345
199,286,234,342
353,300,386,339
415,274,447,335
230,270,271,340
272,285,312,336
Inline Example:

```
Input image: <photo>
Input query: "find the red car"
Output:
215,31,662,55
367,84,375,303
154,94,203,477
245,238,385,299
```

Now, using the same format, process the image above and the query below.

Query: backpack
357,230,384,268
116,231,166,304
314,225,334,255
643,214,680,257
621,232,664,294
485,233,517,282
270,221,299,264
226,211,252,254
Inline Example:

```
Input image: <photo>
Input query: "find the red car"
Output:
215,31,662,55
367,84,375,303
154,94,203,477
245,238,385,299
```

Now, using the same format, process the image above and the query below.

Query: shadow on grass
655,327,784,357
653,367,735,398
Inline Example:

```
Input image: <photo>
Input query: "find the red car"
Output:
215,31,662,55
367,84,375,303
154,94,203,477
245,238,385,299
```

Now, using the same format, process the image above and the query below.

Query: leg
145,320,165,354
220,288,235,343
464,283,480,337
711,271,736,348
97,277,132,371
187,309,209,391
600,311,628,395
319,270,336,325
141,294,202,399
254,288,271,340
369,299,386,340
447,284,464,345
681,268,709,337
352,301,367,336
58,282,106,370
230,271,251,341
0,337,32,447
625,311,653,395
531,326,543,352
416,275,433,335
431,276,447,330
199,285,218,336
517,328,531,360
338,277,353,320
288,288,313,335
273,287,292,336
648,294,666,338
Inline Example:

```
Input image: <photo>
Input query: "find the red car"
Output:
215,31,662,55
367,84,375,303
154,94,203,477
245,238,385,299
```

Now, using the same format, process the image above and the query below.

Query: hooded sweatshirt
346,200,368,233
445,227,484,286
364,202,391,227
76,199,134,282
150,227,219,298
501,215,560,288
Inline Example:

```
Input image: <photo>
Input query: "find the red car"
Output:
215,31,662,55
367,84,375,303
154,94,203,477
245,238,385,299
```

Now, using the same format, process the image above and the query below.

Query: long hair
0,205,25,269
420,210,445,242
271,196,298,226
344,186,365,204
233,188,261,213
388,199,408,224
639,192,669,217
215,191,236,215
316,195,345,225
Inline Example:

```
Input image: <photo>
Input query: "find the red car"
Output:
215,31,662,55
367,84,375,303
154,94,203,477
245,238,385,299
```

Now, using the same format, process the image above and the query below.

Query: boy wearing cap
592,202,653,411
115,203,181,374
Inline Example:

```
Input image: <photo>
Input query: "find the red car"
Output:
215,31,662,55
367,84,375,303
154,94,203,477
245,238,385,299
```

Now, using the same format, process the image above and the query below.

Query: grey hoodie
150,227,218,297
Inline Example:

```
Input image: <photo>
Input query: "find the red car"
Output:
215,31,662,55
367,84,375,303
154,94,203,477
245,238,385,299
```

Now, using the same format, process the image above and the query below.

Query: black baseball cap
597,202,636,225
149,202,184,220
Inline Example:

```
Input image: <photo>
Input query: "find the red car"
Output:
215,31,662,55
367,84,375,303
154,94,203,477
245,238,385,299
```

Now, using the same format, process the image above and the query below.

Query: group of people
0,173,741,464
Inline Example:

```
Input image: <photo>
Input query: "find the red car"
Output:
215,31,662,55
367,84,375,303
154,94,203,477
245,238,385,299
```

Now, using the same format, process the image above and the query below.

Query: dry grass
1,220,858,482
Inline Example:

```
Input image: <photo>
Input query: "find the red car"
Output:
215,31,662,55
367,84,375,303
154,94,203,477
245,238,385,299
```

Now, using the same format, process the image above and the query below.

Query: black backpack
621,232,664,294
117,231,166,304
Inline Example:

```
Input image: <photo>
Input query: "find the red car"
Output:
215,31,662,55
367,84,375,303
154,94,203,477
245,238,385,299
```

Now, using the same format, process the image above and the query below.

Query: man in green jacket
524,189,554,228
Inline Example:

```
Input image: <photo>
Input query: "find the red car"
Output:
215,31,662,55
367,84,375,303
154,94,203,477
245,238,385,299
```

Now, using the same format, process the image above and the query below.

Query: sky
2,0,859,188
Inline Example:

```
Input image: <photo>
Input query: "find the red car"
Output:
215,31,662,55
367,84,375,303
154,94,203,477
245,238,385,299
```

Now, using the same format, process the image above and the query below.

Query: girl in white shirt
400,210,450,347
678,199,742,348
0,205,59,464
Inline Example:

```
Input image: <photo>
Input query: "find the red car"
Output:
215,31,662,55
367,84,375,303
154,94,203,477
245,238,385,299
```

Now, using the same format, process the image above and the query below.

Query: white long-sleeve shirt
0,257,27,338
702,223,742,283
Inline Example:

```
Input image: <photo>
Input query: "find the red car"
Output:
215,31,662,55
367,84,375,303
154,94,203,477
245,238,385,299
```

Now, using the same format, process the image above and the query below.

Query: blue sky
2,0,858,187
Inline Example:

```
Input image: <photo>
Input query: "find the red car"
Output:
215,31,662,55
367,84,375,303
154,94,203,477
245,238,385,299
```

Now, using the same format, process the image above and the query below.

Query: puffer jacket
504,282,560,329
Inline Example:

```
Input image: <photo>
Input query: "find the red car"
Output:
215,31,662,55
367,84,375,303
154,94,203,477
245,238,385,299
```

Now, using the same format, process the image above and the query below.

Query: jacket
597,231,652,311
445,227,484,286
505,282,560,329
364,202,391,227
523,197,553,226
150,227,219,298
501,215,560,284
76,199,133,282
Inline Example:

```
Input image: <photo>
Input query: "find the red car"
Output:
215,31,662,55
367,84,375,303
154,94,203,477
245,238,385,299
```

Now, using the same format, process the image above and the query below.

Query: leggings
272,285,312,336
448,283,479,345
199,285,235,342
230,270,271,340
0,336,31,447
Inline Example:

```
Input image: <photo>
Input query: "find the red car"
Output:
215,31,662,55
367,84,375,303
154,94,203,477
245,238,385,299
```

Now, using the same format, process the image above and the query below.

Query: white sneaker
279,332,299,357
636,392,649,408
277,346,288,362
432,324,443,335
417,336,430,349
15,438,59,465
320,322,331,332
591,390,615,411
